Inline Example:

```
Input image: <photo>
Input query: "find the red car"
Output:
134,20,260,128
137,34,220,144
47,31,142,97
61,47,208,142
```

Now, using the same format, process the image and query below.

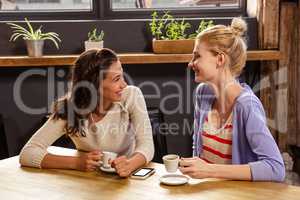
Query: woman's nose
188,61,194,69
121,79,127,88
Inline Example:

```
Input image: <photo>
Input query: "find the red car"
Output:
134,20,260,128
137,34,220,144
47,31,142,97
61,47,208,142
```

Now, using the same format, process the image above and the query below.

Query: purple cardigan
193,83,285,182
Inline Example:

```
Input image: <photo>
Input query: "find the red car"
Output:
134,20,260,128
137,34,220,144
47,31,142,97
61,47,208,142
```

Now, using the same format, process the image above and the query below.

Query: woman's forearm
210,164,252,180
40,153,80,170
128,153,147,172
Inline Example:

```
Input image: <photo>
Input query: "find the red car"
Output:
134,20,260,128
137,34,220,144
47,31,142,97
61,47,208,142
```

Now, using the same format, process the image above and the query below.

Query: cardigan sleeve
243,99,285,182
19,117,66,168
193,83,214,157
193,84,203,157
127,86,154,163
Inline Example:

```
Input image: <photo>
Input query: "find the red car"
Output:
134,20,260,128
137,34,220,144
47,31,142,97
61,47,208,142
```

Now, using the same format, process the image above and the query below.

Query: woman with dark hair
19,48,154,177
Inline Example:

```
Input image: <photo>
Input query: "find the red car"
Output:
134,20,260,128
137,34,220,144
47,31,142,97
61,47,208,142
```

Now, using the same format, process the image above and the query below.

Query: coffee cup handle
108,159,115,167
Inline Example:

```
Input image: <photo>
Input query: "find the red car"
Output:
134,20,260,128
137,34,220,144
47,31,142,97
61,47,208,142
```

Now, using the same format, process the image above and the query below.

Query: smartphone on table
130,167,155,180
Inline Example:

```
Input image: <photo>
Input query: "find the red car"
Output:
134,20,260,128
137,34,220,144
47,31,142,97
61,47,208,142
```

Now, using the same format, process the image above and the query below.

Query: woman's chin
113,96,122,102
195,76,203,83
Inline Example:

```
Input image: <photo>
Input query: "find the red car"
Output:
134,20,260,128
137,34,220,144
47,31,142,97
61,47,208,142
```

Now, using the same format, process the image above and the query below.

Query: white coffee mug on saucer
102,151,117,169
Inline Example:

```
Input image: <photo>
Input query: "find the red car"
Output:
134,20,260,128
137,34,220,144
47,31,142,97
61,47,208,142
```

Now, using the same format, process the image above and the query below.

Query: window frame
0,0,101,21
102,0,246,19
0,0,246,21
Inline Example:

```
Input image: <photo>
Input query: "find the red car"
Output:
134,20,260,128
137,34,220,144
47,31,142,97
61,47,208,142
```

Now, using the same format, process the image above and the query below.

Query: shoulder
194,83,215,111
235,84,266,119
48,115,67,128
121,85,143,101
118,85,145,110
195,83,214,102
195,83,213,96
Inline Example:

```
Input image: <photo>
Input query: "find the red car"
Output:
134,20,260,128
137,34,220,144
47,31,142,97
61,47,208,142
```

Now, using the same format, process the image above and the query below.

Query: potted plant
85,28,104,51
149,11,214,54
7,18,61,57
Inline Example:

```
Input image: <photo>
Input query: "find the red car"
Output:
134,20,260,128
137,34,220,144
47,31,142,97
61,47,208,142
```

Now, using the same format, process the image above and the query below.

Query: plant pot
152,39,195,54
26,40,45,57
84,41,104,51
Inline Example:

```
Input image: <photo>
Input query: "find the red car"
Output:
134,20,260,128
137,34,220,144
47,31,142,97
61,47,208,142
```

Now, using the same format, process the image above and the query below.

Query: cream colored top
19,86,154,168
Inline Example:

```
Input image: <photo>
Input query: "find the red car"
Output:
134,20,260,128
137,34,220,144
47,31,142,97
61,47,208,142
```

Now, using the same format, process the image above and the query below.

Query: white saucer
159,174,189,186
100,166,116,173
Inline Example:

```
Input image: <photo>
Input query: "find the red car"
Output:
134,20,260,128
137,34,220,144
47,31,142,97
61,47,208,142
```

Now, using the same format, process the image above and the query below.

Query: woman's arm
128,86,154,163
112,86,154,177
41,150,102,171
180,100,285,182
19,116,102,171
19,116,67,168
179,157,251,180
209,163,251,180
243,101,285,182
41,154,79,169
112,152,146,177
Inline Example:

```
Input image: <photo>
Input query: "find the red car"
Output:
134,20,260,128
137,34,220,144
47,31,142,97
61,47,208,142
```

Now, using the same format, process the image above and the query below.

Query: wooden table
0,147,299,200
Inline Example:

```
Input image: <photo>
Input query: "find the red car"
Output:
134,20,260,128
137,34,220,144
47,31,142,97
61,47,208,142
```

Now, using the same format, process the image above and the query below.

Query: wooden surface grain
0,147,299,200
0,51,282,67
257,0,280,142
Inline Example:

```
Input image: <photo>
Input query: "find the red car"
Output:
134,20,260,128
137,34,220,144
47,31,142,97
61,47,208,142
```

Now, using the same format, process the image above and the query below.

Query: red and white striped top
200,111,233,164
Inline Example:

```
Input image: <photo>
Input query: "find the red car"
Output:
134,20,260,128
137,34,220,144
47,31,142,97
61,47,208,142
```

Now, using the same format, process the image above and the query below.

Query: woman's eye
113,75,125,82
193,55,200,62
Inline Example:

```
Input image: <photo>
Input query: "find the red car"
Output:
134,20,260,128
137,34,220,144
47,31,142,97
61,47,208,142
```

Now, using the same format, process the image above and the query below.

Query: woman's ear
216,53,226,69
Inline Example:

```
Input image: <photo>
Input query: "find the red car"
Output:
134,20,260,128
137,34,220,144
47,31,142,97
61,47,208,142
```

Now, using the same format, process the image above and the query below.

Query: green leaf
42,36,60,49
7,22,32,38
9,33,28,42
7,17,61,49
24,18,35,36
41,32,61,42
87,27,104,42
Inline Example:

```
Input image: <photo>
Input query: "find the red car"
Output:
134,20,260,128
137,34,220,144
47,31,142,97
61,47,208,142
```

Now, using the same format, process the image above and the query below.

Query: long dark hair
52,48,118,136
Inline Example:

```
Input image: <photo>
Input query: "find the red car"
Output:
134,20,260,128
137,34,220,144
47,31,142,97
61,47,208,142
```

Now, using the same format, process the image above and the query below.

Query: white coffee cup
102,151,117,169
162,154,179,173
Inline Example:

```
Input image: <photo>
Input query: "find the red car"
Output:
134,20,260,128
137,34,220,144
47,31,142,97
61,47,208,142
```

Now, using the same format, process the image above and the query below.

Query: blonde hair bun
230,17,247,37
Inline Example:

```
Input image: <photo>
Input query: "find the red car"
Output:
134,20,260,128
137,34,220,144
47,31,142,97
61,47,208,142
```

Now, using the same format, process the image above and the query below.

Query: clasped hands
77,150,133,177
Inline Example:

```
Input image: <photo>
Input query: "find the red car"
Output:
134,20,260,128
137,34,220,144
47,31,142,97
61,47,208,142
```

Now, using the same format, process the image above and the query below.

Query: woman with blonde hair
179,18,285,182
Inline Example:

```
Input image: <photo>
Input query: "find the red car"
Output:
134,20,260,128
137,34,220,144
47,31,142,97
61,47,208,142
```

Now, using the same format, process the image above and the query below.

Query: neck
97,98,112,116
208,73,242,114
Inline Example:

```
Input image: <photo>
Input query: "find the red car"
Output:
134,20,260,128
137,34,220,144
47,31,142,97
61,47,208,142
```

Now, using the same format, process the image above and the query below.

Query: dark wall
0,64,198,157
0,18,258,158
0,67,68,156
0,18,257,55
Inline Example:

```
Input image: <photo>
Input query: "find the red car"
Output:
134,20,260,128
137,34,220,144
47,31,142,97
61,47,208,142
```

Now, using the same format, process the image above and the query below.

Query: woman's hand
111,156,134,177
76,150,102,172
179,157,214,179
